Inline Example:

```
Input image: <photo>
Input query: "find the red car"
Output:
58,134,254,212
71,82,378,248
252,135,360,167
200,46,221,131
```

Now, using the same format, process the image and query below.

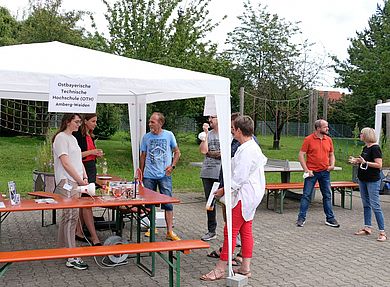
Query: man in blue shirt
140,112,181,241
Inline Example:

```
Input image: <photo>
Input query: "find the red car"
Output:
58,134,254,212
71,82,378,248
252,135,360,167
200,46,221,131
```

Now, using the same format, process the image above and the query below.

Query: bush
382,143,390,167
94,104,122,139
35,129,56,172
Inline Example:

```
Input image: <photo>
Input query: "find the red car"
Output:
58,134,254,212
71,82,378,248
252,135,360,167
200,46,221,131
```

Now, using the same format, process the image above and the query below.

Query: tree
224,0,325,149
102,0,242,127
15,0,86,45
0,0,118,137
0,7,20,46
332,0,390,128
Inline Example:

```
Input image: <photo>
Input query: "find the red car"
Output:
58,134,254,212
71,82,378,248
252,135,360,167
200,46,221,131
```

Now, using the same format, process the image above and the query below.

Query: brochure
205,182,220,211
8,181,20,205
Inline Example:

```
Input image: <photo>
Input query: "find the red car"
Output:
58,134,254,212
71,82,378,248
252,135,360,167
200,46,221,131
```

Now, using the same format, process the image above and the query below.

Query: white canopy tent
374,102,390,142
0,41,235,275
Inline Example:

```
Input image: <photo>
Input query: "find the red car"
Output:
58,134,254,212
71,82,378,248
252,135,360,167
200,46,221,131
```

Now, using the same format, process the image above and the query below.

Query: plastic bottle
133,176,138,199
102,158,108,175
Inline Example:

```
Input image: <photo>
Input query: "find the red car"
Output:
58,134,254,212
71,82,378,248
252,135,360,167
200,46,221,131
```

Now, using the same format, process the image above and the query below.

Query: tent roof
376,102,390,113
0,41,235,272
0,41,230,103
374,102,390,142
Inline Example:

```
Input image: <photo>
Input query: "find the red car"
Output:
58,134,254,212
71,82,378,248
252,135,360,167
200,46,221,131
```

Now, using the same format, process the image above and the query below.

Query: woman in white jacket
201,115,267,281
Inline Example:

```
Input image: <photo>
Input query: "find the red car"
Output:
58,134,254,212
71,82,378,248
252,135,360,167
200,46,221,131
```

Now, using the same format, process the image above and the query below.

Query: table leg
341,189,345,208
332,188,335,206
273,190,278,212
169,251,174,287
115,207,122,237
52,210,56,225
136,207,141,265
349,188,353,210
266,190,270,209
280,190,285,214
150,205,156,276
281,171,291,183
0,212,10,238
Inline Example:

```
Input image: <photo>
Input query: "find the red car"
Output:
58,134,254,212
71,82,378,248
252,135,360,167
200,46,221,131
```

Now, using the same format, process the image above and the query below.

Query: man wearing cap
199,115,221,241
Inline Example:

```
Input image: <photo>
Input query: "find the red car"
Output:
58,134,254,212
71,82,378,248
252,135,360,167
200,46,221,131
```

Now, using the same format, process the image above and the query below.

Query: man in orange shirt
296,119,340,228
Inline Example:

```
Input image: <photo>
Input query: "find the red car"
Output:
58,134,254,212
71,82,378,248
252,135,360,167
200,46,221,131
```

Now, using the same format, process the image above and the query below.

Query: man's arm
298,150,313,176
172,146,181,167
328,152,335,171
206,151,221,159
199,137,208,154
199,123,209,155
165,146,181,176
140,151,147,173
199,131,220,158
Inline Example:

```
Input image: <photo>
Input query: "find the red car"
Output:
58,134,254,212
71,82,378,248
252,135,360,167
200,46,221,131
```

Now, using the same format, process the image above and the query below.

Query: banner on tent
49,77,98,113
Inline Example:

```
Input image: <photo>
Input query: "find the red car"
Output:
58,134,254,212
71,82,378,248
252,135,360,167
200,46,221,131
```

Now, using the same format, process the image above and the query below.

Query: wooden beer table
1,186,179,276
1,186,179,240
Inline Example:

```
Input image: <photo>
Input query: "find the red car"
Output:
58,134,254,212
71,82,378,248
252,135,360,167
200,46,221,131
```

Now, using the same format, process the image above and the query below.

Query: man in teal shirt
140,112,181,241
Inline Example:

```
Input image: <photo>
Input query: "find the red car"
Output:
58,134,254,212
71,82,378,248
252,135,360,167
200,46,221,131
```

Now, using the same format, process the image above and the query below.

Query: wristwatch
171,165,176,169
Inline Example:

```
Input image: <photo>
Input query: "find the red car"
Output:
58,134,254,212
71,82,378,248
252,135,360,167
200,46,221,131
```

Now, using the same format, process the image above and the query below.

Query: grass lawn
0,132,368,197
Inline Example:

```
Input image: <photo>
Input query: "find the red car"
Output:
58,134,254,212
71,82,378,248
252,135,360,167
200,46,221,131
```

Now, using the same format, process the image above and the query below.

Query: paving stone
2,192,390,286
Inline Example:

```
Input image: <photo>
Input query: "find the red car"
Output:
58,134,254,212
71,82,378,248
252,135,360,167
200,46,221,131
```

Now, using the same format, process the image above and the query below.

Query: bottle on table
102,158,108,175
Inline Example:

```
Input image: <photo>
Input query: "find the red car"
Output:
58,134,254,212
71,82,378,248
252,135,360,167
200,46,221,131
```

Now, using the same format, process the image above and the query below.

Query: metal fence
125,116,354,138
255,121,353,138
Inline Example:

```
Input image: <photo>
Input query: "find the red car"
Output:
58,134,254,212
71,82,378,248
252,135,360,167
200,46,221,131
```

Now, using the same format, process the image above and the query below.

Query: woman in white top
201,115,267,281
52,113,89,270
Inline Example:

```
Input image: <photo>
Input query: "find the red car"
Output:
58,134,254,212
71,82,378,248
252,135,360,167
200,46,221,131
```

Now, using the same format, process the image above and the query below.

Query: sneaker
144,228,158,237
166,231,181,241
66,258,88,270
325,218,340,228
296,218,306,227
201,232,217,241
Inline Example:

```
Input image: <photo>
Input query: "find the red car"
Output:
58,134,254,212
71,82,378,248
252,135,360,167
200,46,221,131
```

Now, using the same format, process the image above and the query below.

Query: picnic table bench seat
0,239,209,287
266,181,359,213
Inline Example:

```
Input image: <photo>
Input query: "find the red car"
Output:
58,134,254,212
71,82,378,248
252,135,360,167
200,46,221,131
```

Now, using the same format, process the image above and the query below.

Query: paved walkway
2,191,390,286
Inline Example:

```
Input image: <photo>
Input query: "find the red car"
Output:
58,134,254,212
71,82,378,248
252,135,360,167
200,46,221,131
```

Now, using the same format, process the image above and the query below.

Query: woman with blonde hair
349,127,386,241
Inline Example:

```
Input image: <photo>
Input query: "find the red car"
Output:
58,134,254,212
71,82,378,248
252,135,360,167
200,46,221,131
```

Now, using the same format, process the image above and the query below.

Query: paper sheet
205,182,220,210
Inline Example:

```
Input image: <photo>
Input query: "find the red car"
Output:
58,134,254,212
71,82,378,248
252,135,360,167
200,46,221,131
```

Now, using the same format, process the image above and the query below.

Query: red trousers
220,201,254,261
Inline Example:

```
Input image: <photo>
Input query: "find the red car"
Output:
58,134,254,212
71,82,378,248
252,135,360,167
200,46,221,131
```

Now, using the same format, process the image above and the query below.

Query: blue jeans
143,176,173,211
358,179,385,231
298,170,335,221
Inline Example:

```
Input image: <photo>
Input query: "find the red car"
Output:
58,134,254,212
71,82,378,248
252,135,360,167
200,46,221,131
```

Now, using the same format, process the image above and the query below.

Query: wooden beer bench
0,239,209,287
266,181,359,213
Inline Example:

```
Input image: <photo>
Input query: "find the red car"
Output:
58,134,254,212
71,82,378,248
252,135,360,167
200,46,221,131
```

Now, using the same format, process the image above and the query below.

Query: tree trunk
272,132,280,149
253,97,257,132
272,110,281,149
272,110,285,150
